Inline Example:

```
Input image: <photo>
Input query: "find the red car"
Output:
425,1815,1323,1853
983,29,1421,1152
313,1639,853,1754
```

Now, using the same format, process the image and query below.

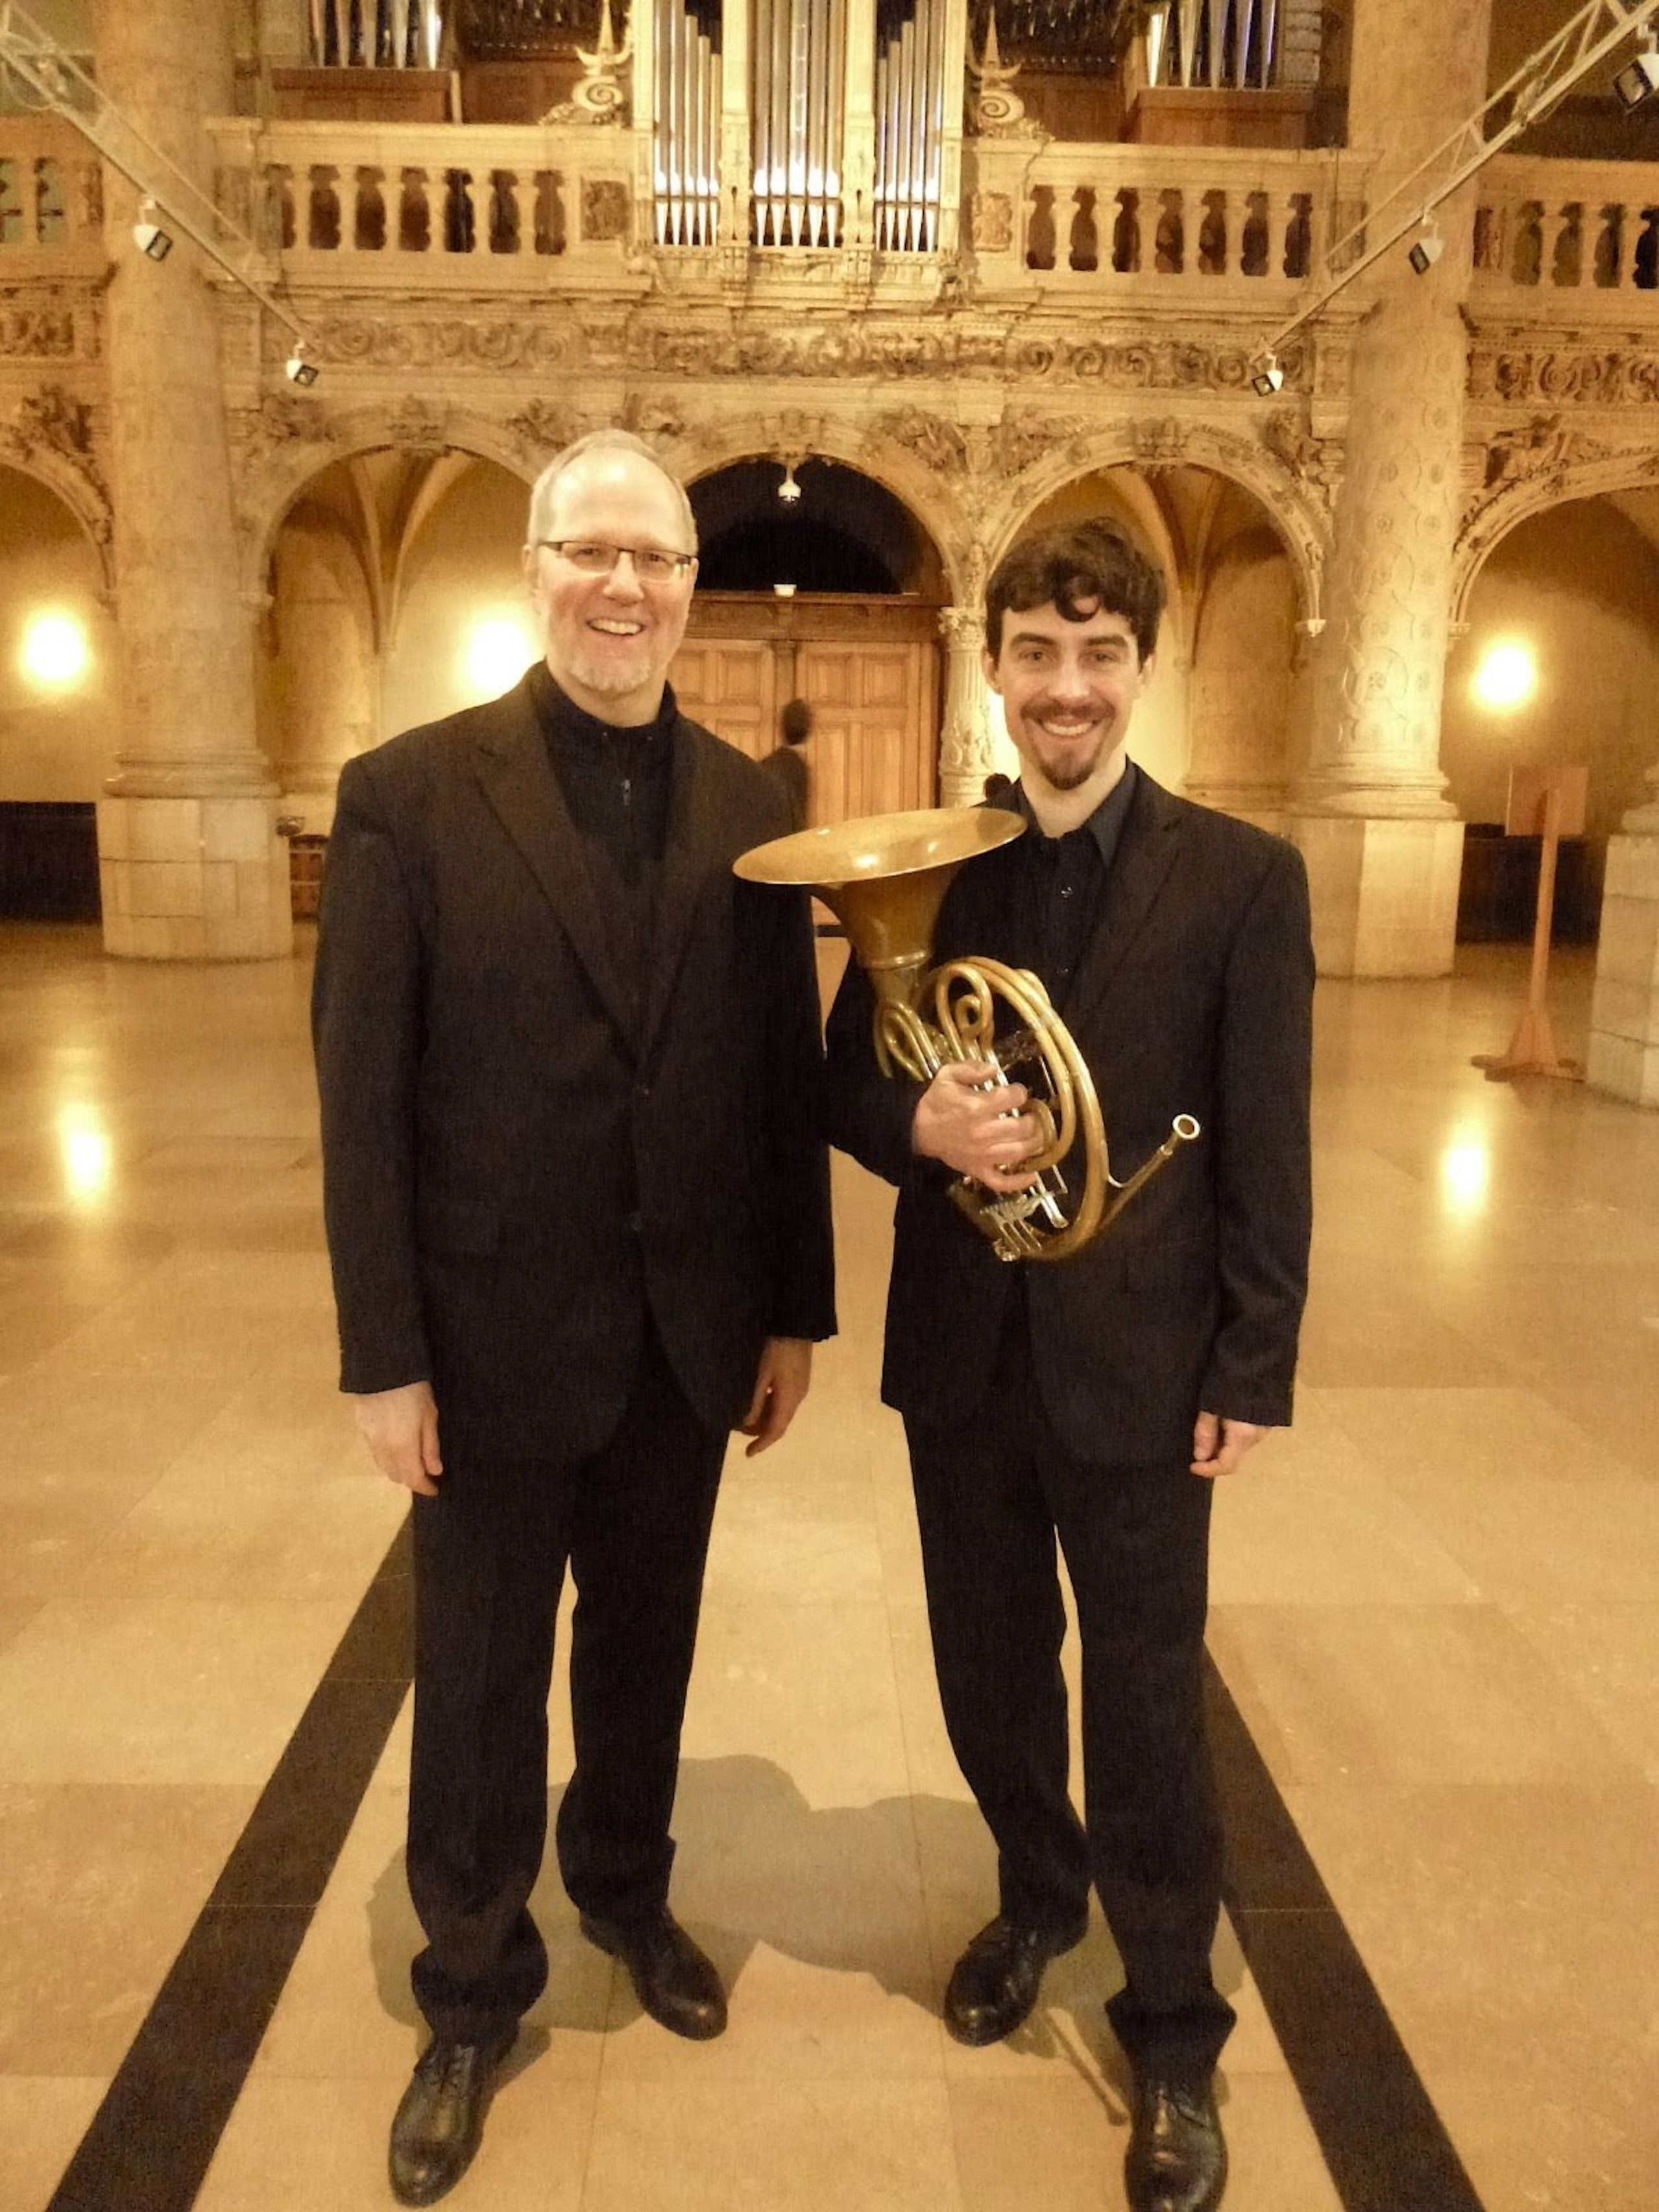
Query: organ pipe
749,0,845,246
872,0,943,252
653,0,720,245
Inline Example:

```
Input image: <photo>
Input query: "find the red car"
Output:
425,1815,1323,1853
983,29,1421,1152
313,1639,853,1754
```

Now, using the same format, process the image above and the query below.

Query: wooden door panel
798,642,935,824
670,642,775,761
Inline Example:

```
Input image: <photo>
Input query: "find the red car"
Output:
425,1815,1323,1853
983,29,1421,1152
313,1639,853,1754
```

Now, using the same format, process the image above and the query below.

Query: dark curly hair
984,517,1165,662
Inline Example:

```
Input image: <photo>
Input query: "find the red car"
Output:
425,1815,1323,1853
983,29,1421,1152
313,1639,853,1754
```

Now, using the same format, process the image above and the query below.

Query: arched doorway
260,448,534,840
0,464,117,918
676,459,949,820
1444,489,1659,943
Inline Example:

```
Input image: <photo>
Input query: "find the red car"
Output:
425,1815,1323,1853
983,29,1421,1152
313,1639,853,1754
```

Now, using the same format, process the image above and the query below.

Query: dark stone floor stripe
46,1514,1484,2212
1205,1657,1487,2212
45,1518,414,2212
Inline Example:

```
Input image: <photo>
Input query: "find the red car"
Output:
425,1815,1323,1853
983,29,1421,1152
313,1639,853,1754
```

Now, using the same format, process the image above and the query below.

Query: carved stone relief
580,182,631,244
965,192,1015,254
1468,343,1659,407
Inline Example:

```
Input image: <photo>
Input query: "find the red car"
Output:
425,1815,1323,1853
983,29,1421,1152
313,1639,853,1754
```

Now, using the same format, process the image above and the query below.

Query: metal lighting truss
1261,0,1659,361
0,0,307,344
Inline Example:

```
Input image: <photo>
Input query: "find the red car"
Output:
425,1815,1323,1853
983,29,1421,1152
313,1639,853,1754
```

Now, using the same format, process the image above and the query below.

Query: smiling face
984,597,1154,801
522,447,698,725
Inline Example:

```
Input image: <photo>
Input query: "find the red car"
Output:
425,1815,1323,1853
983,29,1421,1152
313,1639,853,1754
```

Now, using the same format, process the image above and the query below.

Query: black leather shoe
388,2032,512,2207
1124,2069,1228,2212
942,1912,1089,2046
580,1908,727,2040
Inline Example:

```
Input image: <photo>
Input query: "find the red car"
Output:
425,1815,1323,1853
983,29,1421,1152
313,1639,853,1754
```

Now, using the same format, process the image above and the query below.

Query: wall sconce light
777,463,802,504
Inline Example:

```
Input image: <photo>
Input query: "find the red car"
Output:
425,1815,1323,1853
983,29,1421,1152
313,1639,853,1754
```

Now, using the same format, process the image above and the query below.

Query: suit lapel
471,678,639,1049
1060,770,1185,1027
638,715,717,1064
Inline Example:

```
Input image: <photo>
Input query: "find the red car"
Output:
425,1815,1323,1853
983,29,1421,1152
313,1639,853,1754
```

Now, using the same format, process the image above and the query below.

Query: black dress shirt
528,662,675,1034
1013,760,1139,998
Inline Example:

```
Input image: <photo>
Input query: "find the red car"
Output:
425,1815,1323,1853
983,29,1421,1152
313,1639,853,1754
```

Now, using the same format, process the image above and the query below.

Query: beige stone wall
381,464,535,740
1187,529,1298,821
1444,499,1659,840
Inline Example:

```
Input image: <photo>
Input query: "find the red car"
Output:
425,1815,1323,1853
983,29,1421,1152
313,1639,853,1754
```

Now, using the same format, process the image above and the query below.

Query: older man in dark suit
823,518,1313,2212
314,430,834,2206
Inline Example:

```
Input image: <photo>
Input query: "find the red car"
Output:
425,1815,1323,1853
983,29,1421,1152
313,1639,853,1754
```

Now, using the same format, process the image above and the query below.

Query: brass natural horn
734,805,1199,1263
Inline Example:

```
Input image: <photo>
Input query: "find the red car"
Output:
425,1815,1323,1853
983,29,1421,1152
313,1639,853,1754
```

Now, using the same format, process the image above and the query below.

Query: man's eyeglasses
536,540,696,583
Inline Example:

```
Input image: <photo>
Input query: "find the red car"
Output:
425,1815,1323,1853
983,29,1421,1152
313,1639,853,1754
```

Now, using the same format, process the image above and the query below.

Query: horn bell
733,806,1024,1006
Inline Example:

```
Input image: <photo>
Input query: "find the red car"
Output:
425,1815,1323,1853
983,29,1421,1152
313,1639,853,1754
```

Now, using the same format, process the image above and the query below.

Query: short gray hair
526,429,697,551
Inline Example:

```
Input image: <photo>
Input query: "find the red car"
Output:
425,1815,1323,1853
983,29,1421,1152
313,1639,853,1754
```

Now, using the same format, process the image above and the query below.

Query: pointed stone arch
0,444,114,602
234,400,544,605
1453,441,1659,629
986,418,1329,636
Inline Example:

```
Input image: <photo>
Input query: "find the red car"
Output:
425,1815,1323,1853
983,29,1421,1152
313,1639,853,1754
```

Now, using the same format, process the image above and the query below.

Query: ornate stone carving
304,315,581,374
870,407,967,479
0,306,79,358
382,397,451,452
1259,412,1344,514
1468,343,1659,407
1477,411,1612,492
542,0,632,126
0,380,111,553
968,10,1045,141
621,395,687,443
964,414,1090,481
12,382,96,463
580,181,631,244
506,398,584,454
615,317,1279,389
966,192,1015,254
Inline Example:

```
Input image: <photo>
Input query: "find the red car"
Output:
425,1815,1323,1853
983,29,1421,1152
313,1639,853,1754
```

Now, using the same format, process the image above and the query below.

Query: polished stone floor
0,923,1654,2212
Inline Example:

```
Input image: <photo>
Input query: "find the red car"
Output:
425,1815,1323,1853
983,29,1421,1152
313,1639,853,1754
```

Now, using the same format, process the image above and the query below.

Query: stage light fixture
1614,40,1659,111
777,463,802,504
1250,354,1284,397
284,343,320,387
1408,217,1444,275
131,197,172,260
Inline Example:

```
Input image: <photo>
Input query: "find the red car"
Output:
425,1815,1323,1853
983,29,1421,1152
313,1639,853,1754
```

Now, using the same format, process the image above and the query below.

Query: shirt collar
527,661,677,753
1014,757,1138,867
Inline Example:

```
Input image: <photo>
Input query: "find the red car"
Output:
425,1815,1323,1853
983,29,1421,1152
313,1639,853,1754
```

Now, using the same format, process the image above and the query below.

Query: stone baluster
92,0,291,960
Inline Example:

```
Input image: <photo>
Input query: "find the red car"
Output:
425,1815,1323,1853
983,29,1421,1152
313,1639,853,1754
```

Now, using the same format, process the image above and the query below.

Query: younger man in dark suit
314,430,834,2205
823,518,1313,2212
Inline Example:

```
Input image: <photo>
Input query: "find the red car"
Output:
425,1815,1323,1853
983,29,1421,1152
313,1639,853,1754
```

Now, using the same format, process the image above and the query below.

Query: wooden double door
670,594,941,825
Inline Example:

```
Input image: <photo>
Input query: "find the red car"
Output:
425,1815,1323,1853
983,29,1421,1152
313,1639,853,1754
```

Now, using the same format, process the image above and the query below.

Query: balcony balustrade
2,109,1653,337
1472,155,1659,312
990,142,1346,294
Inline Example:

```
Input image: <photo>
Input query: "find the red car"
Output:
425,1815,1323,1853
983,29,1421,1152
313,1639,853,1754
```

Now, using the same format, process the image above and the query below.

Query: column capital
938,603,986,650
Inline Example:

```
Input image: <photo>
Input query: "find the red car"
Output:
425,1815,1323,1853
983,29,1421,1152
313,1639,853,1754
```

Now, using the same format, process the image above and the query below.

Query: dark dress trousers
823,768,1313,2074
313,673,836,2043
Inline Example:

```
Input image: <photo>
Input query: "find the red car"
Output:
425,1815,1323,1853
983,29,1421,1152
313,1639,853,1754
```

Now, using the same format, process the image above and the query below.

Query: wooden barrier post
1473,763,1588,1082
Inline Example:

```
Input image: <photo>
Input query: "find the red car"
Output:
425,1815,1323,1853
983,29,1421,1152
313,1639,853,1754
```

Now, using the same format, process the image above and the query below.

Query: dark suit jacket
822,772,1313,1464
758,745,810,831
313,674,836,1462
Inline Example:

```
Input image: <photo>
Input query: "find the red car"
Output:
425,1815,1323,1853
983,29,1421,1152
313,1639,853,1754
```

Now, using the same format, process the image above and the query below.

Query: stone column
93,0,291,960
1288,0,1492,975
1588,766,1659,1108
938,605,996,807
